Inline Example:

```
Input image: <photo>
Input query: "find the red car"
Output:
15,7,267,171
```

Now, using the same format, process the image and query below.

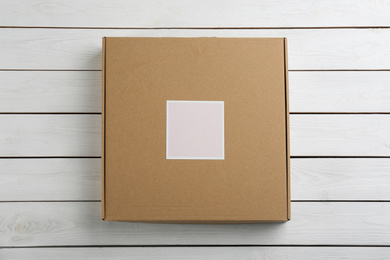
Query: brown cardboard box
102,37,290,223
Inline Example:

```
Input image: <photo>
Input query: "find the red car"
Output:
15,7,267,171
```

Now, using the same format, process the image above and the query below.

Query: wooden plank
3,71,390,113
289,71,390,113
0,159,100,201
1,28,390,70
291,158,390,200
0,71,101,113
1,115,390,157
2,158,390,201
1,247,390,259
0,115,101,156
0,202,389,246
290,115,390,156
1,0,389,28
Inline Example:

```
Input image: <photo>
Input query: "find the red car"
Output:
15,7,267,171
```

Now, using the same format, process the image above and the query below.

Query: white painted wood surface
290,115,390,156
291,158,390,200
0,115,101,156
0,159,100,201
1,0,390,258
1,202,390,246
3,71,390,113
2,247,390,260
1,29,390,70
289,71,390,113
1,0,389,28
2,158,390,201
0,71,101,113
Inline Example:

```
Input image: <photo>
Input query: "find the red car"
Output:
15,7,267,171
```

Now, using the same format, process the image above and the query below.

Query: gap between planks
2,113,390,115
3,69,390,71
3,244,390,248
2,156,390,159
0,200,390,203
2,26,390,30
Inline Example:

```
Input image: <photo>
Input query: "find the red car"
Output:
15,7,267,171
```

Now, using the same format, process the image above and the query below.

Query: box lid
102,37,290,223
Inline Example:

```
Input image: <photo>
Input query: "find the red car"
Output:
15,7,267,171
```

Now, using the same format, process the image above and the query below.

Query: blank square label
166,100,224,160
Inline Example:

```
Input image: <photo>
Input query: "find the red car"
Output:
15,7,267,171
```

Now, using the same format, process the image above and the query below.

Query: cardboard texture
102,37,290,223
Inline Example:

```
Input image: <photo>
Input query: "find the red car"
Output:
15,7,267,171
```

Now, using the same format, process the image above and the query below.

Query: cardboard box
102,37,290,223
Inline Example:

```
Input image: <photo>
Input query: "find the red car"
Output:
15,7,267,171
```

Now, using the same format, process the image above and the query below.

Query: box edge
102,37,107,220
284,37,291,221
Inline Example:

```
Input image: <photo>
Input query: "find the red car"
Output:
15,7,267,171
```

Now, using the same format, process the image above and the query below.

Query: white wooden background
1,0,390,259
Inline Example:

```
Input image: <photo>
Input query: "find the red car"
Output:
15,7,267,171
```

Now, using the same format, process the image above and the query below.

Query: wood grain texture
1,115,390,157
0,115,101,156
289,71,390,113
0,71,101,113
290,115,390,156
1,247,390,259
1,202,390,246
2,158,390,201
1,0,389,28
3,71,390,113
0,159,100,201
1,28,390,70
291,158,390,200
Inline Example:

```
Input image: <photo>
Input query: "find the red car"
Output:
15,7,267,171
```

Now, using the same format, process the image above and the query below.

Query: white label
166,100,225,160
